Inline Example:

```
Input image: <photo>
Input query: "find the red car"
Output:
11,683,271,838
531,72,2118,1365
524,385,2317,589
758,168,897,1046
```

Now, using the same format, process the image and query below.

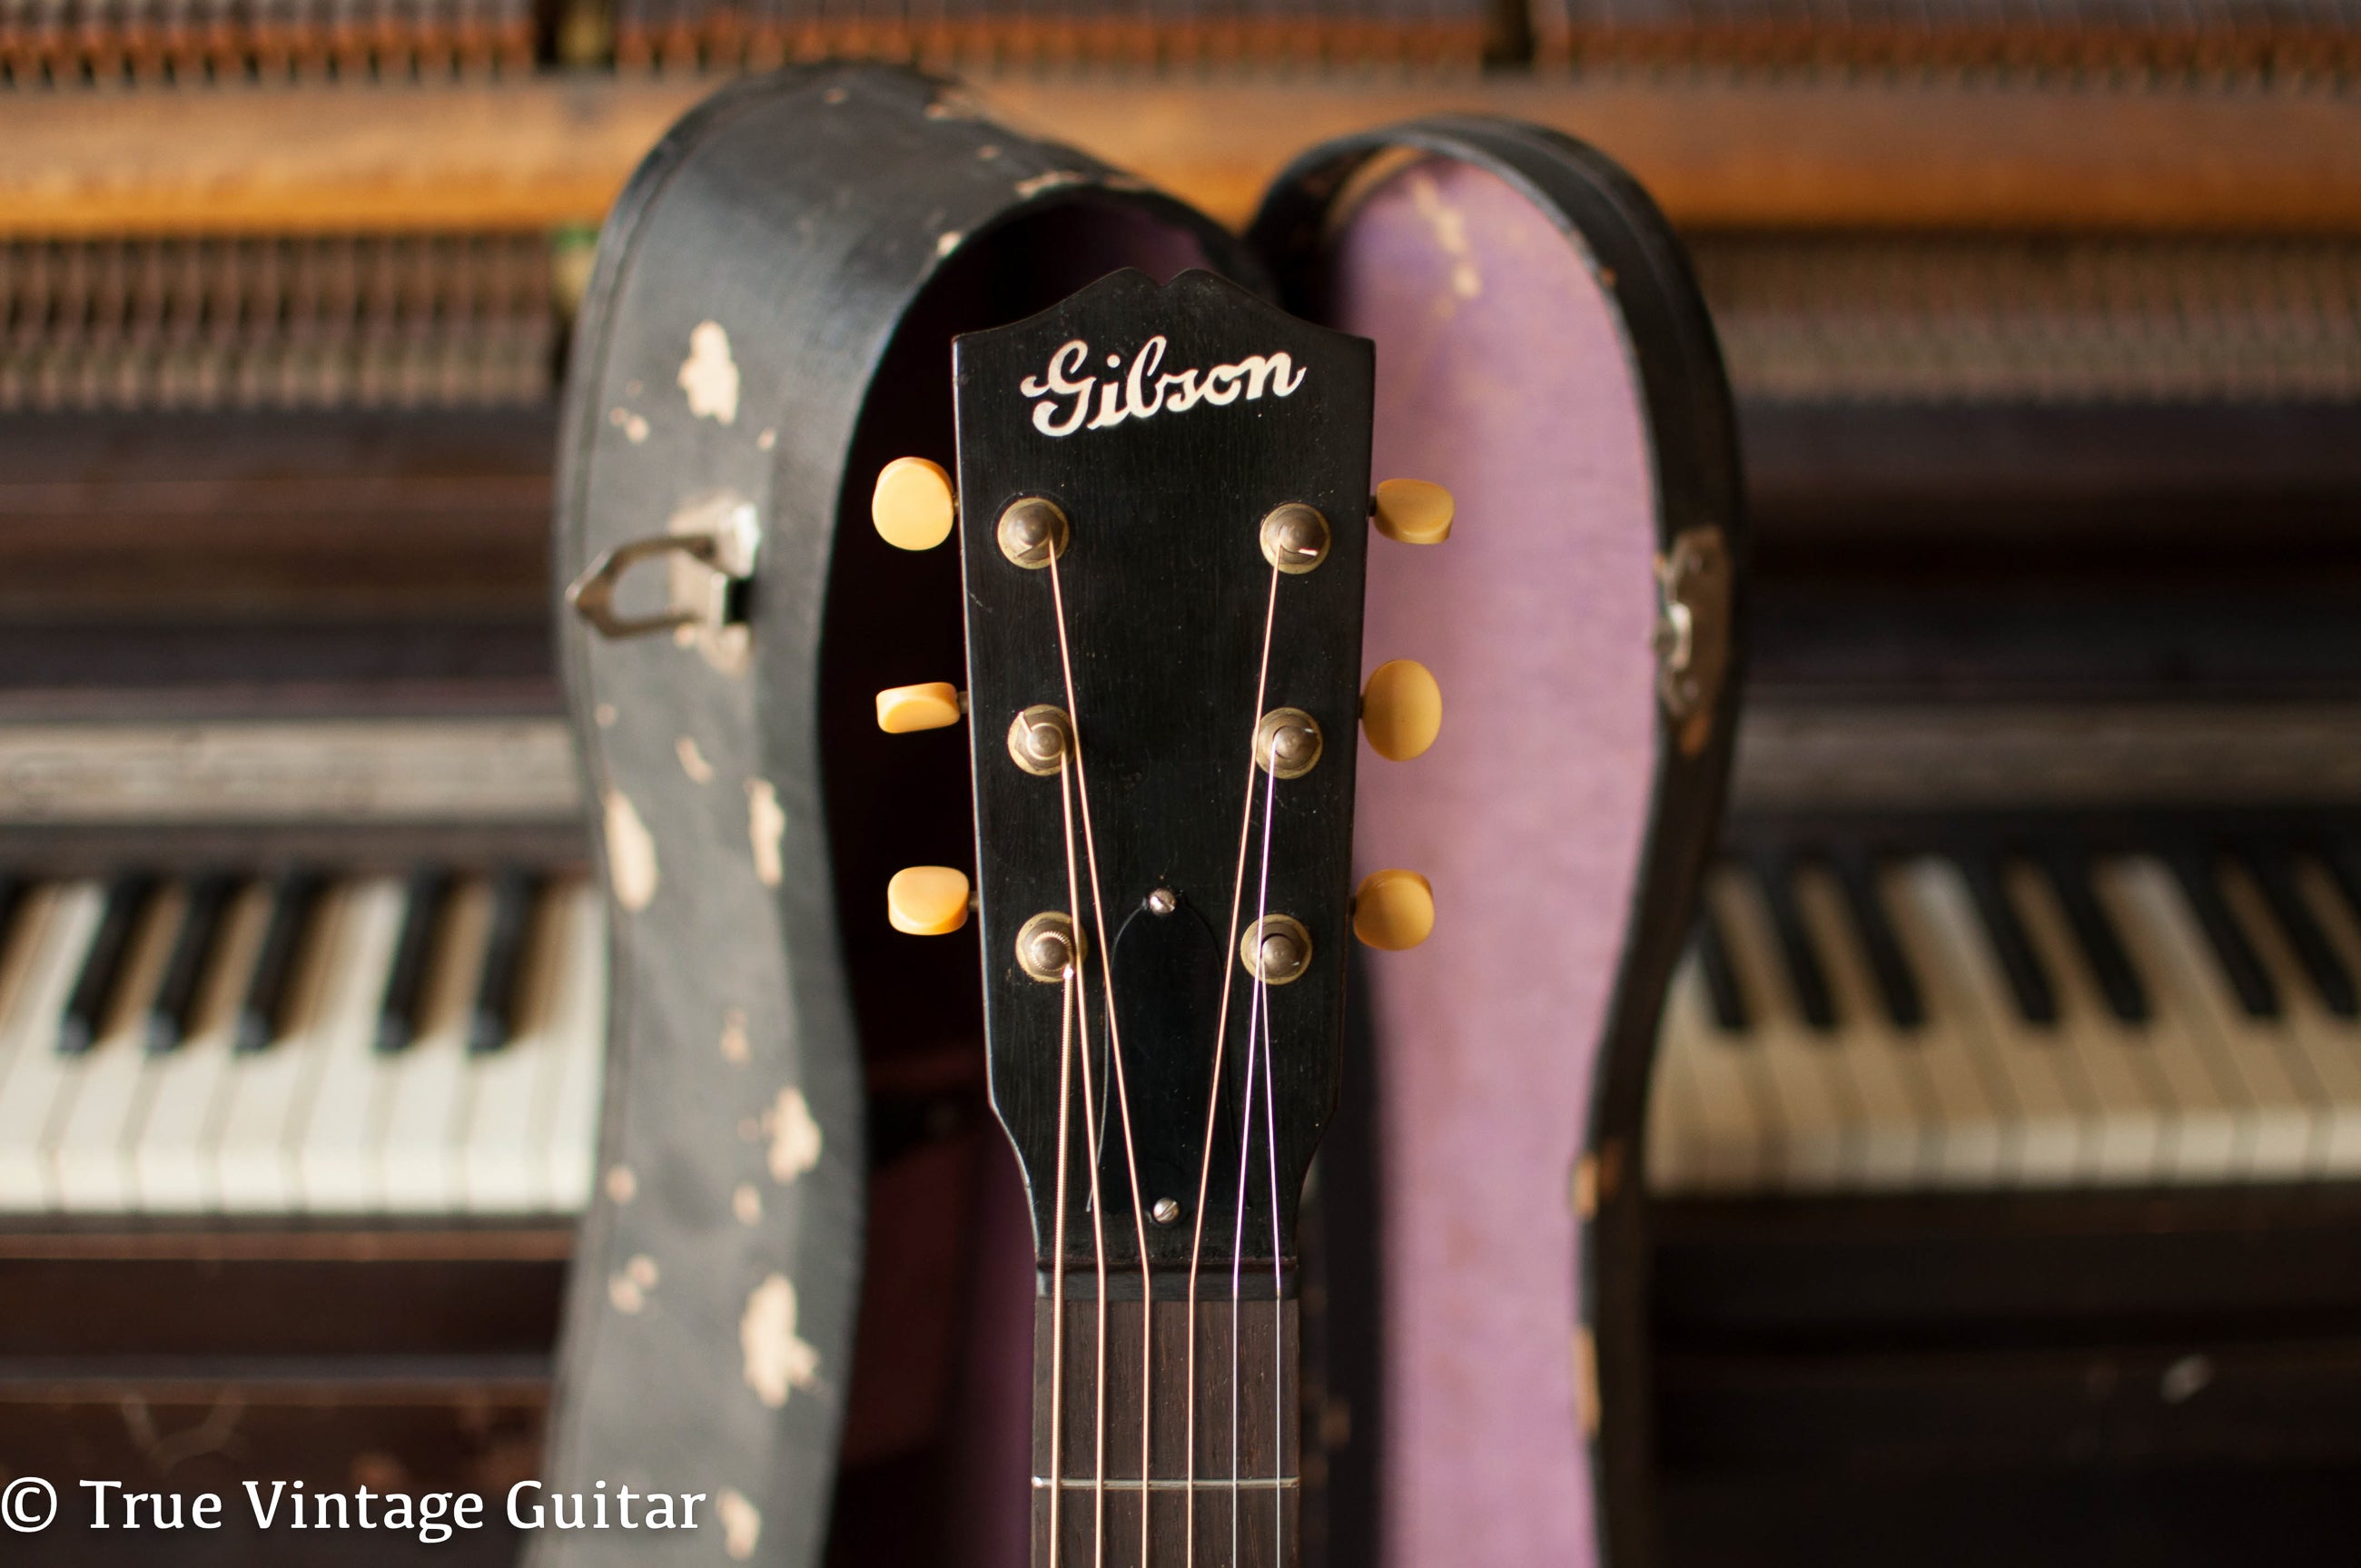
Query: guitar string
1230,726,1285,1564
1047,549,1155,1564
1184,561,1282,1568
1261,984,1288,1550
1229,967,1262,1568
1252,762,1287,1562
1047,968,1079,1568
1056,755,1111,1568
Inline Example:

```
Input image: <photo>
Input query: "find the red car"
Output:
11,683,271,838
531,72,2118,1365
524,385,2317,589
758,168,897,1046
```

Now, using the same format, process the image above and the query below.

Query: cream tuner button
1371,478,1453,545
875,682,963,734
1361,659,1441,761
1354,870,1435,951
887,866,972,935
872,457,956,550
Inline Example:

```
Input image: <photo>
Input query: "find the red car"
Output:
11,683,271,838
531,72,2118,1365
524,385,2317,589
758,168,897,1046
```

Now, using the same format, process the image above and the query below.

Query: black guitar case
549,65,1738,1568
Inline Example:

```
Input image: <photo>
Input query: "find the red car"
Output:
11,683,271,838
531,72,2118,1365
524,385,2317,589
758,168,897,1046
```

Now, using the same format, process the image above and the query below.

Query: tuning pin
873,457,956,551
875,681,963,734
1353,869,1434,951
1370,479,1453,545
1361,659,1441,761
887,866,972,935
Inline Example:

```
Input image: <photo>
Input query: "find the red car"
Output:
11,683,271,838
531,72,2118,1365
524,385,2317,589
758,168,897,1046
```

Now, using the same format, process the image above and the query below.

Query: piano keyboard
1648,829,2361,1196
0,865,604,1216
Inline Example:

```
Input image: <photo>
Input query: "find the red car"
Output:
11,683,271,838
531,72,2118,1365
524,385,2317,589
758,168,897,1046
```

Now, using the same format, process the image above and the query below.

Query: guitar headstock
869,266,1447,1278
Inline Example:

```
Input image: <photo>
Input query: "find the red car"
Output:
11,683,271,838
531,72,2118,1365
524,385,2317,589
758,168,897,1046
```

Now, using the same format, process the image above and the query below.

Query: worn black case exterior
546,65,1247,1568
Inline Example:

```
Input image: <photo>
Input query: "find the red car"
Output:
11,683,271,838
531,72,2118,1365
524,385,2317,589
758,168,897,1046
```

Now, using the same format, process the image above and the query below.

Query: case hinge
1654,524,1732,757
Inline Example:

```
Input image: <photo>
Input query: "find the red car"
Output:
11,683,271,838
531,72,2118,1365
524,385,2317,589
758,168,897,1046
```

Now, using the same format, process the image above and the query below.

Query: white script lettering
1020,336,1307,438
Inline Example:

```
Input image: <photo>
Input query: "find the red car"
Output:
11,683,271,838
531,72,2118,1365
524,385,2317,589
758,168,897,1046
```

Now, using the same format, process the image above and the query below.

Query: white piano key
51,885,184,1211
1876,862,2010,1188
2082,860,2250,1184
1790,865,1938,1190
463,881,570,1212
2287,857,2361,1175
2004,863,2171,1186
212,883,349,1214
537,883,608,1212
291,878,410,1212
1905,860,2096,1188
378,878,490,1215
2109,856,2320,1182
135,883,271,1213
1709,868,1852,1191
0,886,107,1210
2224,859,2361,1176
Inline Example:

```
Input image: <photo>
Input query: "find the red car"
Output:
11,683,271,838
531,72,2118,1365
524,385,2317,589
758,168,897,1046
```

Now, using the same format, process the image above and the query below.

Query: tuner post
1253,708,1324,779
1353,869,1435,951
875,681,964,734
1361,659,1442,761
1005,705,1072,775
1015,912,1085,982
887,866,972,935
1240,913,1312,985
872,457,957,551
1259,503,1330,574
996,497,1069,569
1371,478,1454,544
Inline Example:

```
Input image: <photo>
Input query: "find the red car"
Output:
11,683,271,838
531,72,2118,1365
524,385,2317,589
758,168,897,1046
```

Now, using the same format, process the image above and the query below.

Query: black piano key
1752,855,1837,1031
235,870,321,1053
1693,903,1749,1034
2038,844,2149,1025
1959,850,2057,1027
1832,850,1922,1030
0,877,27,965
2167,843,2277,1020
2245,841,2356,1019
2322,825,2361,954
467,868,542,1054
143,873,237,1053
377,866,453,1054
58,873,159,1055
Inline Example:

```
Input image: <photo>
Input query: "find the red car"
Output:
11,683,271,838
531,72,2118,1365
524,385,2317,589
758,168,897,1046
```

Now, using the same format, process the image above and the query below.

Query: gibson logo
1021,336,1307,438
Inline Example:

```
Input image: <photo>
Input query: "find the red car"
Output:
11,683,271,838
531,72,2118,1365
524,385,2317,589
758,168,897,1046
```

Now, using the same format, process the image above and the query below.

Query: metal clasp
567,498,760,642
1654,524,1732,756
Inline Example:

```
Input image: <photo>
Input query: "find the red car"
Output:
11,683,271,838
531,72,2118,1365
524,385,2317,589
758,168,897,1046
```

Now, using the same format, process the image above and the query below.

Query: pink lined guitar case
549,69,1737,1568
1256,123,1743,1568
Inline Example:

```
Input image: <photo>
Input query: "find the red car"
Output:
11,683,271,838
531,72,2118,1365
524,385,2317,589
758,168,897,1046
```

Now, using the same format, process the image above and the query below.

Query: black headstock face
952,268,1375,1274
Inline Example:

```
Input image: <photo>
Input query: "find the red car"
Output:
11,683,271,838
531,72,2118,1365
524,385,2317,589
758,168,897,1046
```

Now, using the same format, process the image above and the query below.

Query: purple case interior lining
1331,154,1663,1568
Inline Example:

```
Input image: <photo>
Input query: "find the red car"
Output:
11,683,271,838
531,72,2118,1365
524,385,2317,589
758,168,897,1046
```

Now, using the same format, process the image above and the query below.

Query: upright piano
2,6,2358,1563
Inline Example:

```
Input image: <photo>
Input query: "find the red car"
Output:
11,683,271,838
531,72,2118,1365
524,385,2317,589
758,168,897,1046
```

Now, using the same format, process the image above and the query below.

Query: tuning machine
1370,478,1453,545
1353,869,1435,951
873,457,957,550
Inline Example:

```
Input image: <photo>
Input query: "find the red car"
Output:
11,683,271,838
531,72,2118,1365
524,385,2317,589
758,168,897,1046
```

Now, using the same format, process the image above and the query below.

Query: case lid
1253,119,1742,1568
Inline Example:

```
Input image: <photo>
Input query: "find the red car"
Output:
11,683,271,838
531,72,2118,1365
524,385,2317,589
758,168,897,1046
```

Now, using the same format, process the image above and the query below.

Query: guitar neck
1032,1290,1302,1568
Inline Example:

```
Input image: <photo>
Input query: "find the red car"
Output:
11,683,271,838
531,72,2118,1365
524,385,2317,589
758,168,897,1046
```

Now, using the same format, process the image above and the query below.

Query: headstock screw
1005,705,1072,776
1253,708,1324,779
1016,912,1085,982
1151,1197,1181,1225
1145,887,1179,917
1259,503,1330,575
1240,914,1312,985
997,497,1069,569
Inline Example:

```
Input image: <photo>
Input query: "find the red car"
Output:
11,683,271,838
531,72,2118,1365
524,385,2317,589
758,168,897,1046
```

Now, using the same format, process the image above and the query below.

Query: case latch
568,496,760,642
1654,525,1731,756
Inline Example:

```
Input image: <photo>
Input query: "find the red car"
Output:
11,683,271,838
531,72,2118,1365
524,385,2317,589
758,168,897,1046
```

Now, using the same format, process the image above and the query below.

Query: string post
1016,911,1085,983
1240,914,1311,985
